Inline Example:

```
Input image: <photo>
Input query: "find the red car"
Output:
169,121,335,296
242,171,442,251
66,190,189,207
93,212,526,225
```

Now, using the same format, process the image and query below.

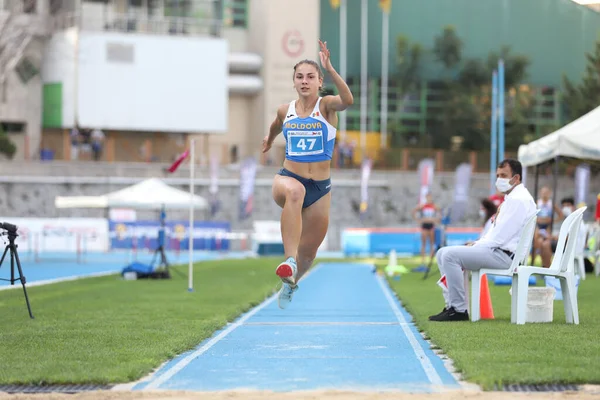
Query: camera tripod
149,209,185,279
0,223,34,319
149,243,180,278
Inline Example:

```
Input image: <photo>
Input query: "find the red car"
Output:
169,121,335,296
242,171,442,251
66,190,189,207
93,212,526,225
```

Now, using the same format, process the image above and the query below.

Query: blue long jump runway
133,262,459,392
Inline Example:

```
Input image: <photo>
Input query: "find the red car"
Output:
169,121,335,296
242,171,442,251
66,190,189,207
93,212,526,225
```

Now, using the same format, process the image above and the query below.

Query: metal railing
0,11,34,102
223,0,247,28
339,147,519,172
53,11,221,36
0,0,36,13
331,78,563,142
51,0,248,35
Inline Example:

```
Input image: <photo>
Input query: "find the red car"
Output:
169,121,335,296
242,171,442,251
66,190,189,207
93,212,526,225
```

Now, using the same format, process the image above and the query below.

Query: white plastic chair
470,210,540,322
512,206,587,325
596,242,600,278
573,222,588,280
590,224,600,277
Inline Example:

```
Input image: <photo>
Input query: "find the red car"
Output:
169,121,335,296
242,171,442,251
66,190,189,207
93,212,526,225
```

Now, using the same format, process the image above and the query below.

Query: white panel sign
0,218,109,252
77,32,228,133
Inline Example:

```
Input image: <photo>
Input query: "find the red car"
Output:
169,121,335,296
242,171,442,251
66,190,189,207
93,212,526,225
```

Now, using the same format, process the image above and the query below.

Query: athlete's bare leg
272,175,306,259
420,229,428,265
296,193,331,282
428,228,436,258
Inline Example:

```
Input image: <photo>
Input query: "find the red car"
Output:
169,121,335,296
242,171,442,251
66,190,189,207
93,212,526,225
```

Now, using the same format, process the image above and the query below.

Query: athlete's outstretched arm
263,104,288,153
412,205,421,221
319,40,353,112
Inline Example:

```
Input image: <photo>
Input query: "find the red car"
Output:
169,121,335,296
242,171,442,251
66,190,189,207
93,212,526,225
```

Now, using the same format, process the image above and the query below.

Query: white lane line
375,274,443,386
244,321,402,326
0,271,120,291
143,292,279,390
143,263,325,390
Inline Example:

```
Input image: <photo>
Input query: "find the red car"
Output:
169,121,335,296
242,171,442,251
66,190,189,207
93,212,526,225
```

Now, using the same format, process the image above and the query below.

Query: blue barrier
109,220,231,251
342,228,481,256
493,275,537,286
256,243,285,256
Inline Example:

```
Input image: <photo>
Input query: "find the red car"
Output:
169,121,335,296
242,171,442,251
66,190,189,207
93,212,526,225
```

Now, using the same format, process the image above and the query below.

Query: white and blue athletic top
537,199,553,219
282,97,337,163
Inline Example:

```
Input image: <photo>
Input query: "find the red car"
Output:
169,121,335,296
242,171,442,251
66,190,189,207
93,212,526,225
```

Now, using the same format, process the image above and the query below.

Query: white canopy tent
517,105,600,235
55,178,209,210
518,105,600,167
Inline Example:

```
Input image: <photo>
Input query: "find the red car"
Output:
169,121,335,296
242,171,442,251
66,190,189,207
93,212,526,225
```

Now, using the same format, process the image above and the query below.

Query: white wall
248,0,320,151
77,32,228,133
41,28,77,128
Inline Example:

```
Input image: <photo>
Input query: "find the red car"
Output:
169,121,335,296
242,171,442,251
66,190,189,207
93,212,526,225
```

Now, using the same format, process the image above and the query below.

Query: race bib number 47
287,131,324,156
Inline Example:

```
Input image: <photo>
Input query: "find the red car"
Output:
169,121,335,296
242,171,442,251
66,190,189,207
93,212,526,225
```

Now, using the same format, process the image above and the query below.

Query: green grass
1,256,599,389
0,258,284,385
380,257,600,389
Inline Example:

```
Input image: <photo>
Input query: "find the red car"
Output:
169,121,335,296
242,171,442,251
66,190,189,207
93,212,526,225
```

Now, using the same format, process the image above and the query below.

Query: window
1,122,25,134
229,0,247,27
49,0,63,15
165,0,192,17
23,0,36,13
15,57,39,84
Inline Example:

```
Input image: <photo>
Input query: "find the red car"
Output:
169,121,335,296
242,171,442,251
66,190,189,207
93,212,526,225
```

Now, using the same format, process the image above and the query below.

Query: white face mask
495,177,514,193
479,209,486,219
562,206,573,217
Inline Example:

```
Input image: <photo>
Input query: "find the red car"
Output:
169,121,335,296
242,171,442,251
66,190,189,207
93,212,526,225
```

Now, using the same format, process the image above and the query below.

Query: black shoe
429,306,469,322
428,307,449,321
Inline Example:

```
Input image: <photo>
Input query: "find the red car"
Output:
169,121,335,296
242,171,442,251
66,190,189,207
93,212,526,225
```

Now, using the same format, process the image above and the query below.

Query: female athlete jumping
262,40,354,309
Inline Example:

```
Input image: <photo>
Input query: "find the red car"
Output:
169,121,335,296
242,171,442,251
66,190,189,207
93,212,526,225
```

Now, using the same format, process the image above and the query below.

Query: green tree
562,40,600,122
458,59,489,89
486,46,530,89
432,89,485,151
485,47,532,151
503,88,537,150
388,35,424,147
432,36,531,151
430,26,474,149
390,27,532,152
433,25,463,70
395,34,423,93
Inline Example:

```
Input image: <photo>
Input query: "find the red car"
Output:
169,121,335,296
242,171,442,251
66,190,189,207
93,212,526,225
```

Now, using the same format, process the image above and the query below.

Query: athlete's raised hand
262,135,272,153
319,40,333,72
318,39,353,112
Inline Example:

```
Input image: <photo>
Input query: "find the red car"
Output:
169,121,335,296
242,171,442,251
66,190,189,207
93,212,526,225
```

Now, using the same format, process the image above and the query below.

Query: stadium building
1,0,599,164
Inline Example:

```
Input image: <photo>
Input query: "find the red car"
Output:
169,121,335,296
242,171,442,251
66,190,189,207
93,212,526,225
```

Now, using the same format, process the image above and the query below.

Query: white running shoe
277,283,298,309
275,257,298,286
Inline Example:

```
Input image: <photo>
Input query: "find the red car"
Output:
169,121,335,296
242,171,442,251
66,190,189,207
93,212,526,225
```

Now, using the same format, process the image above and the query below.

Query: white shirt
91,129,105,142
480,218,493,239
474,183,536,253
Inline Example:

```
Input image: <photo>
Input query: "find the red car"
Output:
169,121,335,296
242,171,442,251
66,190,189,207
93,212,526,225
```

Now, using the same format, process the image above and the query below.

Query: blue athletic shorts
277,168,331,209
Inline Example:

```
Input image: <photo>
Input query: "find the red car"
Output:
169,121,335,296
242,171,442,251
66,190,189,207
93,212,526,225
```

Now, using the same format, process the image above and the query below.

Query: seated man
531,186,563,261
430,159,537,322
539,197,587,269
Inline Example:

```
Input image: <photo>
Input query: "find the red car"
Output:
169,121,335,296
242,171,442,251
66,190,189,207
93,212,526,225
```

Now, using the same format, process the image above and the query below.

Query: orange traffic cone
480,274,495,319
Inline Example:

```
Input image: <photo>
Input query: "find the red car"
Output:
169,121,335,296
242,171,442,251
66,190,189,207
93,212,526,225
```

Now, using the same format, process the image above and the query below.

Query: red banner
167,150,189,173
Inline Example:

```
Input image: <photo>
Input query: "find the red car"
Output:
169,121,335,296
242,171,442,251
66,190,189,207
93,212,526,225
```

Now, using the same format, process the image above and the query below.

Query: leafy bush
0,125,16,159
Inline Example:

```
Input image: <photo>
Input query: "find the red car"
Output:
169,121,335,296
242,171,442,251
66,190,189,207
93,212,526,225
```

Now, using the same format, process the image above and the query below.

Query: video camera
0,222,18,233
